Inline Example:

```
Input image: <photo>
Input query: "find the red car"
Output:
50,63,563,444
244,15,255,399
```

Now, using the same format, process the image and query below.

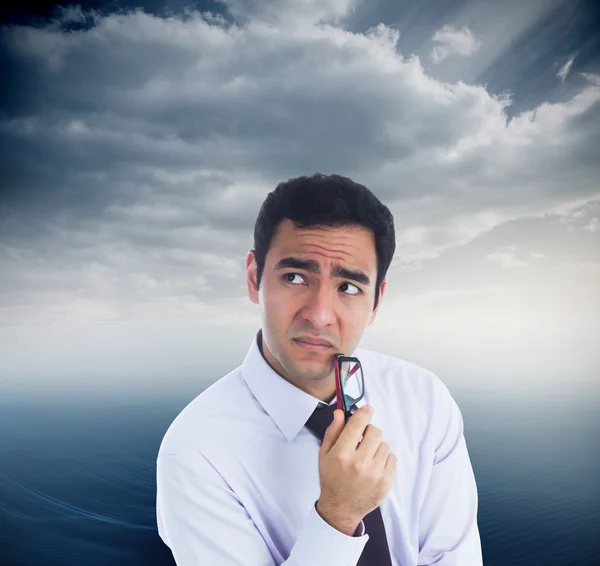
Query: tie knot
305,402,359,441
305,403,336,441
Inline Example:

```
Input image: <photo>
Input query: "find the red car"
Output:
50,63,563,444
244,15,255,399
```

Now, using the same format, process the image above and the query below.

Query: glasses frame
334,354,365,423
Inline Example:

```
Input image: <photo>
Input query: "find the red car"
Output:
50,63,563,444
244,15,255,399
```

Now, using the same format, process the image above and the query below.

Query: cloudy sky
1,0,599,399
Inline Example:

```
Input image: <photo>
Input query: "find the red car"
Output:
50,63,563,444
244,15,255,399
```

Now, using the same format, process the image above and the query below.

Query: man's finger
320,409,345,453
336,405,374,451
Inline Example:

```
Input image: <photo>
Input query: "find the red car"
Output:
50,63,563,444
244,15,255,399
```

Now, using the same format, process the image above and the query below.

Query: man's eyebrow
274,257,371,286
274,257,320,273
333,266,371,286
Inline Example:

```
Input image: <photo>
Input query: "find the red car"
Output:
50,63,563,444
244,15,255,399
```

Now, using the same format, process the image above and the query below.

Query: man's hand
315,405,397,536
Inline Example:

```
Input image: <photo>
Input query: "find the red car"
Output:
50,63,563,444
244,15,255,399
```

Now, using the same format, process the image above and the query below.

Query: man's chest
204,416,428,563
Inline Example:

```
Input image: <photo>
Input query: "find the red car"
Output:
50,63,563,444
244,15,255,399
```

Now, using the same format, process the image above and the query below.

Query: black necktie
305,403,393,566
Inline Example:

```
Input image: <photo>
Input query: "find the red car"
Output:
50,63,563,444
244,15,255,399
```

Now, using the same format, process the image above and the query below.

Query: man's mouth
293,337,334,351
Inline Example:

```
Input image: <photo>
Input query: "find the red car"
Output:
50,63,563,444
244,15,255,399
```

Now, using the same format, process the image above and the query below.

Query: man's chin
287,359,334,382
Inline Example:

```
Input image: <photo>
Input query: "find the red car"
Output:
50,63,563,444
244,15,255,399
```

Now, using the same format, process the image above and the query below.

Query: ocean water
0,387,598,566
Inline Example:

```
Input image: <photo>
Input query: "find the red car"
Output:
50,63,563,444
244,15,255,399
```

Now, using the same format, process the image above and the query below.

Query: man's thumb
321,409,344,452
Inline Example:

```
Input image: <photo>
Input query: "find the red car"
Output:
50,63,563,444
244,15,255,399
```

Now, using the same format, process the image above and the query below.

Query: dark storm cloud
0,0,598,325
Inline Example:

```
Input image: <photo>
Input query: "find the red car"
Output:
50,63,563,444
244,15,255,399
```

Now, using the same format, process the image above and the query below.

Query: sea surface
0,386,598,566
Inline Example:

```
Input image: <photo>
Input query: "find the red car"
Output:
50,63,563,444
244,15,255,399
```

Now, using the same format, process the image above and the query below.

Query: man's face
246,219,386,399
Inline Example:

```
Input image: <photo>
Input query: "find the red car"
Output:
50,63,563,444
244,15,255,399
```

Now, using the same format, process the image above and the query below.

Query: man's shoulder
157,365,248,457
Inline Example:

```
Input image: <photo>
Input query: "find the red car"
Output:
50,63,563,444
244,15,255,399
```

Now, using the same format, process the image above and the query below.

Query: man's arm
417,381,483,565
156,446,369,565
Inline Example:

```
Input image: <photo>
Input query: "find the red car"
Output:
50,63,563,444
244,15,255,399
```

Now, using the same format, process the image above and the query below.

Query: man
156,173,482,565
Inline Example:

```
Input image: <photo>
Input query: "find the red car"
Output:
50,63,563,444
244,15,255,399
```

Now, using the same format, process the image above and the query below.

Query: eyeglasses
334,354,365,422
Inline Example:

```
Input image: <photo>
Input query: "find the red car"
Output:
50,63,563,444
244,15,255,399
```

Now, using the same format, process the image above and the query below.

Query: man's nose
301,284,337,328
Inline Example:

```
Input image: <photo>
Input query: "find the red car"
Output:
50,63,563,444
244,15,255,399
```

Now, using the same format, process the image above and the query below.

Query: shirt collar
241,329,365,442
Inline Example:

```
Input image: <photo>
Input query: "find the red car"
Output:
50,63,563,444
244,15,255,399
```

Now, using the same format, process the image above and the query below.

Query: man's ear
368,279,387,325
246,250,259,305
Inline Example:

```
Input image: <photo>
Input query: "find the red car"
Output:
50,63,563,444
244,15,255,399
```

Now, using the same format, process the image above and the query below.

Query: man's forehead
269,221,376,270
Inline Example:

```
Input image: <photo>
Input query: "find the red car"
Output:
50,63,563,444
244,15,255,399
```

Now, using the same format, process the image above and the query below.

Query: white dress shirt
156,331,482,565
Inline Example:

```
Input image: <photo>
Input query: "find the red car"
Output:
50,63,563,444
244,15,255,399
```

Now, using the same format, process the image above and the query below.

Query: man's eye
283,273,304,285
340,282,360,295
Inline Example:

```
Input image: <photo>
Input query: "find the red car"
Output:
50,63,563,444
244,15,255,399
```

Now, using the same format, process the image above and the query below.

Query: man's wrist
315,500,361,537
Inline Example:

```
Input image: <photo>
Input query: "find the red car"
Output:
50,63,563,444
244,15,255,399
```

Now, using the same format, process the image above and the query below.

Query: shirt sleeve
287,503,368,565
417,381,483,565
156,446,369,566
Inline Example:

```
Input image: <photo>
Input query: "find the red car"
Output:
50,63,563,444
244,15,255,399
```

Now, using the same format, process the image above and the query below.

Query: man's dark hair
252,173,396,310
